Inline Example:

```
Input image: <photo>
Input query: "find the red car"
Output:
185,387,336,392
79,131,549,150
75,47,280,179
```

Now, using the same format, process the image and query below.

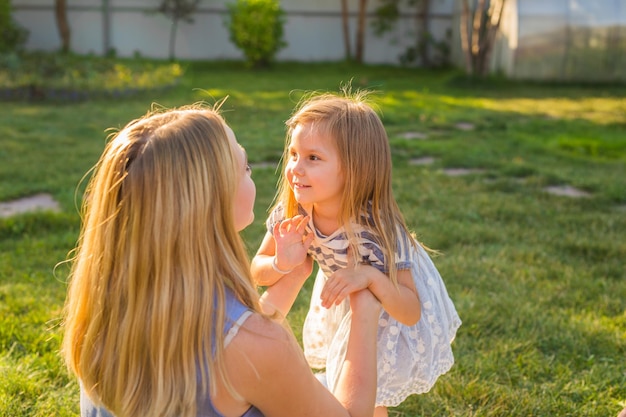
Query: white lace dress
268,206,462,407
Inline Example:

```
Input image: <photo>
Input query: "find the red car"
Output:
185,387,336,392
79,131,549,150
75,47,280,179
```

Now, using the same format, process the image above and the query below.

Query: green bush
226,0,286,68
0,0,29,54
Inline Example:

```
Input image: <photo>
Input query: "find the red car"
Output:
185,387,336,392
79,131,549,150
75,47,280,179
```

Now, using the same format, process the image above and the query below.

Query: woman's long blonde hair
62,104,260,417
275,90,417,285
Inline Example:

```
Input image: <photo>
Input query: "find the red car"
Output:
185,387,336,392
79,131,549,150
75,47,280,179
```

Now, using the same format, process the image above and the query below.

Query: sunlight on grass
571,310,626,341
1,61,625,417
439,95,626,125
390,92,578,130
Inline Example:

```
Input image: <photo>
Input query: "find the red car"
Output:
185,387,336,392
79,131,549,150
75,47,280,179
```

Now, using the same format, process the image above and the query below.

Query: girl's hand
273,215,314,272
320,263,375,309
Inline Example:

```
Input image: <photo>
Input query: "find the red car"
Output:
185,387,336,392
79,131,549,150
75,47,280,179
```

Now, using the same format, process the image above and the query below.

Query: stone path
400,131,429,140
0,184,599,219
442,168,485,176
543,185,591,198
399,130,595,199
409,156,436,166
0,193,60,218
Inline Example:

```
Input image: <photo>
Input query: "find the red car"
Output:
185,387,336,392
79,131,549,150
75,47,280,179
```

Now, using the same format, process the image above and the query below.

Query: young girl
62,104,382,417
251,91,462,416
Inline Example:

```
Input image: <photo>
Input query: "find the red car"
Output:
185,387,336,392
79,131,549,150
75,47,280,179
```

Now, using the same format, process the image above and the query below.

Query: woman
62,103,380,417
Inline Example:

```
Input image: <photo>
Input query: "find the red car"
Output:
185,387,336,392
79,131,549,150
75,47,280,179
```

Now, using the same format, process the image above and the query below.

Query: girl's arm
251,215,313,287
321,265,421,326
251,231,293,287
219,289,380,417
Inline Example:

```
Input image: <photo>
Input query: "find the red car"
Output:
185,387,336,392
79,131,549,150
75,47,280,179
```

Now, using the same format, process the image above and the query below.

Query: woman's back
80,289,264,417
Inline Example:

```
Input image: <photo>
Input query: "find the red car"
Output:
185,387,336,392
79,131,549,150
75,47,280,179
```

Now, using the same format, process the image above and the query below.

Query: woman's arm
221,290,380,417
259,255,313,320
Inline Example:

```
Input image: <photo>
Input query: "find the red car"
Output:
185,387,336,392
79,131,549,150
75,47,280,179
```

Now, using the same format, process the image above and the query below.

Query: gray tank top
80,289,264,417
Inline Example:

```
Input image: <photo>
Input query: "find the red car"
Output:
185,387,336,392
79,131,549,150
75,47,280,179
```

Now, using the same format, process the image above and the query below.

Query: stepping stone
0,193,60,218
455,122,475,131
409,157,435,166
443,168,484,176
544,185,591,198
400,131,428,140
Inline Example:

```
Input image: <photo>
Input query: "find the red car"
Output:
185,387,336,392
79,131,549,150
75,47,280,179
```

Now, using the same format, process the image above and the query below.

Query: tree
417,0,430,66
55,0,70,53
354,0,367,63
459,0,506,76
339,0,368,63
0,0,28,54
340,0,351,60
226,0,286,68
158,0,202,61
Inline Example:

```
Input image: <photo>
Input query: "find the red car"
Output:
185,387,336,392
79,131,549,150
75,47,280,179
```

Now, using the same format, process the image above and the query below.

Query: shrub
226,0,286,68
0,0,29,54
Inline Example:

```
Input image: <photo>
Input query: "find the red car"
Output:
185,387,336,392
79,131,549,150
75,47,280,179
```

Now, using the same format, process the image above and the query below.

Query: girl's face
225,125,256,231
285,123,345,215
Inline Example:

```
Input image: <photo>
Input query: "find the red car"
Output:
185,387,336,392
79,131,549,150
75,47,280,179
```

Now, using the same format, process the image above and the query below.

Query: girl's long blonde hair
62,104,260,417
275,90,417,285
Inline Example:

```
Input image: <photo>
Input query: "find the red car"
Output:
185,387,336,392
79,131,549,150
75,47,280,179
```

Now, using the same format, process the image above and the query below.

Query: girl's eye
246,164,252,173
309,155,319,161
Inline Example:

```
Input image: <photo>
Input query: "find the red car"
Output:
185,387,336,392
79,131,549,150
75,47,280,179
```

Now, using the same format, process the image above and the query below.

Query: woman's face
225,125,256,231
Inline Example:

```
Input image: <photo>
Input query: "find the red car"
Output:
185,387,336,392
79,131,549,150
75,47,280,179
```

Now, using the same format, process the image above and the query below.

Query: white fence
12,0,456,65
12,1,626,81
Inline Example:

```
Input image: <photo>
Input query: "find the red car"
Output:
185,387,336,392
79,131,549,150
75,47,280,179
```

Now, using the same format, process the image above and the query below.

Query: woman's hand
348,287,382,316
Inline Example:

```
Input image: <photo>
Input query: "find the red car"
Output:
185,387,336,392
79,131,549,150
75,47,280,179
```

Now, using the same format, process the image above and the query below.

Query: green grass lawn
0,60,624,416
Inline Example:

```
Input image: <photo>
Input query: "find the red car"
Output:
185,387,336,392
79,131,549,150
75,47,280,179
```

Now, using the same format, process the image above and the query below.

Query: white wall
12,0,455,65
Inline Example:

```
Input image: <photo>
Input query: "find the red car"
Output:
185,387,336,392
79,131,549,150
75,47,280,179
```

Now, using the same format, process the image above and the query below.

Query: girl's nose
289,158,304,176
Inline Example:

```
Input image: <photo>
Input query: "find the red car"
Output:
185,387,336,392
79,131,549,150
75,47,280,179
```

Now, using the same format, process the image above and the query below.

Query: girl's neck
311,205,340,236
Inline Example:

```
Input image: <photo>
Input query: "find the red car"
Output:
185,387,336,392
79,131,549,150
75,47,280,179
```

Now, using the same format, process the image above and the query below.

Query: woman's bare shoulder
234,312,295,354
224,313,343,417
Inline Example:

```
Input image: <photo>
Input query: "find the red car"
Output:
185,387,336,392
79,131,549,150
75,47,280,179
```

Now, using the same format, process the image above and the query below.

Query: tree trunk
471,0,486,57
341,0,351,60
103,0,111,55
460,0,506,76
355,0,367,63
169,18,178,61
419,0,431,66
55,0,71,53
459,0,472,74
478,0,506,76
